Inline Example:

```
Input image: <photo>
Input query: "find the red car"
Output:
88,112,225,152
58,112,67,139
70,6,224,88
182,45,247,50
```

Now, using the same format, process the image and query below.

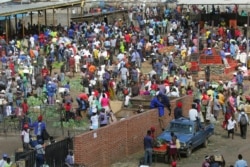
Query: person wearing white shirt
90,110,99,130
0,154,7,167
189,103,198,121
227,116,237,139
74,54,81,72
168,88,180,97
21,126,30,151
29,35,35,48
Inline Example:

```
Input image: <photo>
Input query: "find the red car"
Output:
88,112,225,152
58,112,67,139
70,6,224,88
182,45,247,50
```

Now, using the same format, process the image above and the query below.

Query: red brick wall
74,95,193,167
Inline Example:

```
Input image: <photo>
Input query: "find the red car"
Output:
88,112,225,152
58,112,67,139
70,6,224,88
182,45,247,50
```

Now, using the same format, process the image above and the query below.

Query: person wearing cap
143,130,153,166
31,115,47,143
0,154,7,167
69,54,75,77
150,126,156,139
90,109,99,130
46,81,56,105
21,123,30,151
205,47,213,56
41,66,49,78
174,102,183,119
202,155,210,167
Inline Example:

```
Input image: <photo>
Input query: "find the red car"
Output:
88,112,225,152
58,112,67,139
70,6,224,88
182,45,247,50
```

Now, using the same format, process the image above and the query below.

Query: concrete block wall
74,95,193,167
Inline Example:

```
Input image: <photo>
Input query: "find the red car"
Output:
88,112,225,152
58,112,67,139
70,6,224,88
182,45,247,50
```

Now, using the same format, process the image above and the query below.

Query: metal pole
247,13,249,66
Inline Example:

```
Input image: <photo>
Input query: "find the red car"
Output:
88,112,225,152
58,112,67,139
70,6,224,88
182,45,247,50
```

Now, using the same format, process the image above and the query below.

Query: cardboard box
16,160,25,167
244,105,250,114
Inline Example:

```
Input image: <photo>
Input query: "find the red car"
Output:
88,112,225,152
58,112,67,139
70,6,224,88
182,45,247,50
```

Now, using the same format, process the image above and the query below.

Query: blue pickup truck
158,117,214,157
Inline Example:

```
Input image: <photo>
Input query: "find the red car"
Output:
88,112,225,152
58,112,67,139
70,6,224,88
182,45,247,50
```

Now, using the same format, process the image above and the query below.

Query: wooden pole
38,11,40,34
5,17,8,43
44,9,47,27
8,16,11,40
15,15,17,35
53,9,55,27
22,19,25,38
30,12,33,26
22,14,24,38
67,7,70,27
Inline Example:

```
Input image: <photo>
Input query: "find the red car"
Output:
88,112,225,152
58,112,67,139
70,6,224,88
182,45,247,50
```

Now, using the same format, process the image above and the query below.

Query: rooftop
0,0,81,17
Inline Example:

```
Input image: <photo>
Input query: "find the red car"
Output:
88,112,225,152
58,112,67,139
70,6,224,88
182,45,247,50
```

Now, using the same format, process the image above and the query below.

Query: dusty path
111,116,250,167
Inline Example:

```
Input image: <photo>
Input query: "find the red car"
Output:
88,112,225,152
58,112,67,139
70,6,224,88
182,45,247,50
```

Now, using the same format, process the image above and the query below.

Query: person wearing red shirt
235,28,241,38
69,55,75,76
39,32,45,47
218,26,224,37
124,31,131,49
64,102,72,121
9,60,15,76
151,81,158,91
21,99,29,115
41,66,49,77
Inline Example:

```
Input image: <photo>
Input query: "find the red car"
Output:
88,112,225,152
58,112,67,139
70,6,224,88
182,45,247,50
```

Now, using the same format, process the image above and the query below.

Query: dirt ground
111,115,250,167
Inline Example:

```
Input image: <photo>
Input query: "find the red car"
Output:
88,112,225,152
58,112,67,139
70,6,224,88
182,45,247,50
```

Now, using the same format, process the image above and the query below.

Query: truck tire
185,146,192,157
203,138,208,148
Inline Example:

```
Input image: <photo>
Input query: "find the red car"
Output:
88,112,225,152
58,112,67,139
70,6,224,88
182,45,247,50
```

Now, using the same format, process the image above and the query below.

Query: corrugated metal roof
0,0,81,17
178,0,250,5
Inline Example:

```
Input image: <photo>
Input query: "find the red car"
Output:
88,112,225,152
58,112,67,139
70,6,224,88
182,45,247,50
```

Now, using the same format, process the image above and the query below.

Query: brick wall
74,95,193,167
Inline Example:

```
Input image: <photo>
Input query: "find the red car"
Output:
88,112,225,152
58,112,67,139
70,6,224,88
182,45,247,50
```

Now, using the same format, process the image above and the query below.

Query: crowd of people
0,2,249,167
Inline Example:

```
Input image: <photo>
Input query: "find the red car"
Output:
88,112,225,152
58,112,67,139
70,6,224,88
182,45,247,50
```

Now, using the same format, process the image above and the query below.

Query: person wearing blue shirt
30,115,46,143
68,29,74,39
234,154,248,167
205,48,213,56
65,151,74,166
46,81,56,105
230,41,236,59
159,91,171,115
1,56,7,70
150,94,165,131
143,130,153,166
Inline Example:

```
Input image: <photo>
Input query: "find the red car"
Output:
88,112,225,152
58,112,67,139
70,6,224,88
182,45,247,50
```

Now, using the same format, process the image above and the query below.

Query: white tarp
178,0,250,5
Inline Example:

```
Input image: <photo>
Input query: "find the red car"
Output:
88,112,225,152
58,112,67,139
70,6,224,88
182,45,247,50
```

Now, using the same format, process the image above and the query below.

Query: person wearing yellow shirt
93,48,99,65
218,90,226,113
180,49,187,63
207,86,214,100
205,29,211,39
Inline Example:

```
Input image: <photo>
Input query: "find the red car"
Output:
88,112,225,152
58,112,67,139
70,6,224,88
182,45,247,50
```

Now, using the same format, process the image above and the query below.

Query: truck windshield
167,123,193,134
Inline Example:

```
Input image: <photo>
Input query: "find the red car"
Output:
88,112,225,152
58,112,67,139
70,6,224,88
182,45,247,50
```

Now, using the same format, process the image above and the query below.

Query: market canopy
0,0,81,17
178,0,250,5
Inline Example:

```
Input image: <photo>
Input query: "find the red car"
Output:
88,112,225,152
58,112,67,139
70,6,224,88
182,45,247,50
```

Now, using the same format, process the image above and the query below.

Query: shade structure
178,0,250,5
